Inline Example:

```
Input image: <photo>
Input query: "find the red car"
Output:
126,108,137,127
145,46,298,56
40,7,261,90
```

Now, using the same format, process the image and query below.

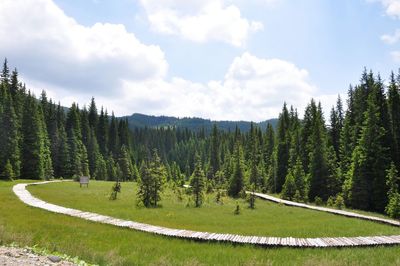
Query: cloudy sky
0,0,399,121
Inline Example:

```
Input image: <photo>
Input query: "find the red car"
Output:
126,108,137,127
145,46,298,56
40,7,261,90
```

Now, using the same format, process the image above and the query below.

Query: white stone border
12,181,400,248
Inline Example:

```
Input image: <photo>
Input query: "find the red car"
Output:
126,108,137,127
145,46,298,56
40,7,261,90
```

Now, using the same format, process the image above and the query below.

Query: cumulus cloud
377,0,400,18
0,0,167,95
381,29,400,44
139,0,263,47
0,0,332,121
99,52,322,122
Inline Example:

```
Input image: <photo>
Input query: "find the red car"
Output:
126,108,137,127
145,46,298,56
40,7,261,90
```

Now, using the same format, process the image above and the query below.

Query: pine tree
108,112,119,157
282,172,296,200
106,156,117,181
292,158,307,201
209,123,220,178
345,90,390,211
275,103,291,193
132,163,140,181
301,100,317,173
385,163,400,218
87,128,100,177
137,150,166,207
21,94,44,179
1,160,14,181
38,106,53,180
56,126,71,178
388,72,400,170
118,145,133,181
137,162,152,207
308,102,330,201
0,88,20,178
228,142,246,197
1,59,10,85
149,150,167,206
94,155,107,180
190,155,205,207
88,97,98,130
97,107,109,156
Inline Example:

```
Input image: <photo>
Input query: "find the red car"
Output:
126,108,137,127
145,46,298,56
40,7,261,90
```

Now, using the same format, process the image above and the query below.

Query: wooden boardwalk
252,192,400,227
13,181,400,248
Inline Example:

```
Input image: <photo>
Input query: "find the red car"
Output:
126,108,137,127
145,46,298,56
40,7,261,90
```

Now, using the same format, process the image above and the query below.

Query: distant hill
121,113,278,132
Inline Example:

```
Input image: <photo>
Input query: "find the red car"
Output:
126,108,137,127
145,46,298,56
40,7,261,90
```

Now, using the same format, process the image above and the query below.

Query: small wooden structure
79,176,89,188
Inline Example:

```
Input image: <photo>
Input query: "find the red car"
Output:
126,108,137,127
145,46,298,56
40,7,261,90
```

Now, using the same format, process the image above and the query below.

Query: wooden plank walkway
12,181,400,248
252,192,400,227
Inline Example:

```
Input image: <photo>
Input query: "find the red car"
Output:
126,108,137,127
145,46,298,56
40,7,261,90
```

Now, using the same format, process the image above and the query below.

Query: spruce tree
228,142,246,197
190,155,205,207
275,103,291,193
21,94,44,179
108,112,119,157
97,107,109,156
88,97,98,129
0,88,20,177
118,145,133,181
209,123,220,178
385,163,400,218
1,160,14,181
282,172,296,200
308,103,329,201
346,90,390,211
388,72,400,169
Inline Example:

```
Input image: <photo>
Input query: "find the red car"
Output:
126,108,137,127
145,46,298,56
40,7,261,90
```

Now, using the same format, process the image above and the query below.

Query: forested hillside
123,113,278,132
1,59,399,217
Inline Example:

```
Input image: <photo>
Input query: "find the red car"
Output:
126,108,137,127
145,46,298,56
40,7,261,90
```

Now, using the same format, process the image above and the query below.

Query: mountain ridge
121,113,278,132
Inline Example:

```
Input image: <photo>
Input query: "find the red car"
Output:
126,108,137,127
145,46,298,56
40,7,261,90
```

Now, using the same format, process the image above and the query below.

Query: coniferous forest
1,59,400,218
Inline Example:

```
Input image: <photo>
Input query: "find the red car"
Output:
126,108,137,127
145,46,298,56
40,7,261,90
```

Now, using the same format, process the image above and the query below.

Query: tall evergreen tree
228,142,246,197
20,94,44,179
388,72,400,170
209,123,220,178
345,90,390,211
274,103,291,193
308,102,330,201
97,107,109,156
190,154,206,207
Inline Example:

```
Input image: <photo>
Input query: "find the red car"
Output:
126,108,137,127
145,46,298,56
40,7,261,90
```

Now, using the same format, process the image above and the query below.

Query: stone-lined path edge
13,181,400,248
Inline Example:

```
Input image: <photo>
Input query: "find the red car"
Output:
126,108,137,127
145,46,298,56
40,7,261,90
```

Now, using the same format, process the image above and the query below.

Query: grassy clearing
0,180,399,265
28,181,400,238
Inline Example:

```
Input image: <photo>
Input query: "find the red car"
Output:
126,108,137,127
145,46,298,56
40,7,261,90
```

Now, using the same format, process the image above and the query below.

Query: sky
0,0,399,121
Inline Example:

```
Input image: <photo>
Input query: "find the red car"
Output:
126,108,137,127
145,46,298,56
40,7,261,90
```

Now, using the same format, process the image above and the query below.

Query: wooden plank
13,181,400,249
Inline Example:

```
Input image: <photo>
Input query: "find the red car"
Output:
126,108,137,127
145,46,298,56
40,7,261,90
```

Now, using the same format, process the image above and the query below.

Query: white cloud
97,52,325,122
139,0,263,47
371,0,400,18
381,29,400,44
380,0,400,18
0,0,333,121
0,0,167,95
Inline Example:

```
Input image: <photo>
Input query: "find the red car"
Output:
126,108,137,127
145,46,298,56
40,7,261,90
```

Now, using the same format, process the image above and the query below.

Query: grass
0,180,398,265
28,181,400,238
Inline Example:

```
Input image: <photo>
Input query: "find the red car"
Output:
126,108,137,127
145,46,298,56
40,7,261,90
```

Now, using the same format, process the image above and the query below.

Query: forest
0,59,399,218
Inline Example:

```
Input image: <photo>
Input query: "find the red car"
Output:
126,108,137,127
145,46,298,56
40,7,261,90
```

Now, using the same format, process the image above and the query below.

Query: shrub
293,190,302,202
386,192,400,219
327,196,335,207
314,196,323,206
335,195,345,209
234,202,240,215
109,181,121,200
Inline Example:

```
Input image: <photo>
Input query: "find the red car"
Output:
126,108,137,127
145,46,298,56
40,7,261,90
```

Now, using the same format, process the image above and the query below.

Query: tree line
1,59,399,217
0,59,136,183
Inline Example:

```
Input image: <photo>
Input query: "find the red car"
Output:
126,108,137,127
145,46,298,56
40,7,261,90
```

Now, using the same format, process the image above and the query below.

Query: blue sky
0,0,399,121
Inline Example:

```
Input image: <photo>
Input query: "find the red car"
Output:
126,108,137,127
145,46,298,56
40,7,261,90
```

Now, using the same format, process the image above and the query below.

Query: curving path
13,181,400,248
